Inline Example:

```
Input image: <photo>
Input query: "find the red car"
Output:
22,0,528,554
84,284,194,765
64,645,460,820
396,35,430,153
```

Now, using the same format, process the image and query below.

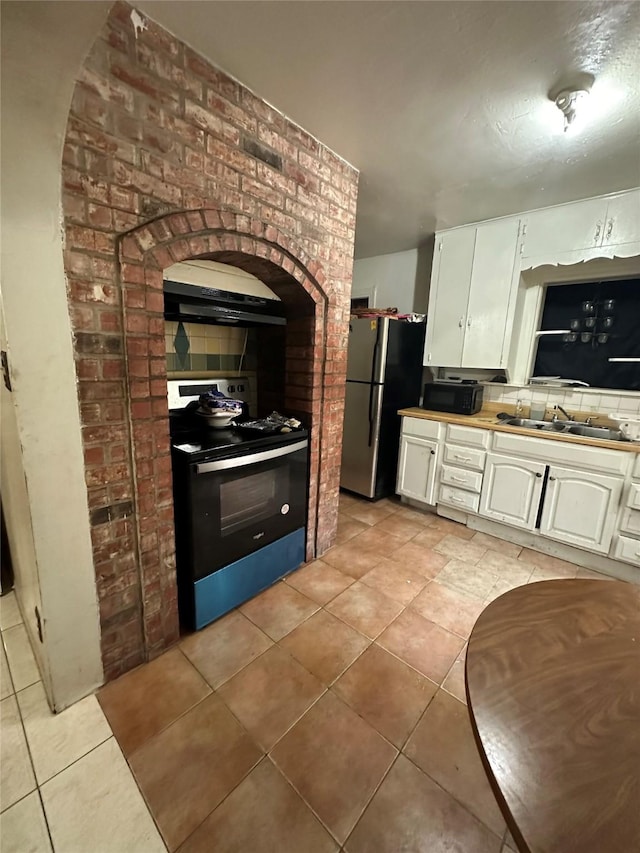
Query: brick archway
62,1,357,678
116,208,344,664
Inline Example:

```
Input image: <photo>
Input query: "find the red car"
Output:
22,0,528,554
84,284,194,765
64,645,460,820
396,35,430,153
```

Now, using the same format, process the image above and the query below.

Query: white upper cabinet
463,218,521,369
424,218,520,369
521,197,608,261
423,187,639,371
601,189,640,249
424,228,475,367
521,188,640,266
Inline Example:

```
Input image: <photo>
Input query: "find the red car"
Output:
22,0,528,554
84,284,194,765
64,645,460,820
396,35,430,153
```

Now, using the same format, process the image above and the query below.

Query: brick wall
61,1,358,679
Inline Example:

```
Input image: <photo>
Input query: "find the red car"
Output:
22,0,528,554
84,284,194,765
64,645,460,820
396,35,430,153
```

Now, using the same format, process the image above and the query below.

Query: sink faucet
552,404,574,422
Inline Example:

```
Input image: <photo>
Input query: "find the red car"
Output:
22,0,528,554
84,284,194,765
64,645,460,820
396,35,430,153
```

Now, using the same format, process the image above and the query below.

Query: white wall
352,247,431,314
0,2,110,709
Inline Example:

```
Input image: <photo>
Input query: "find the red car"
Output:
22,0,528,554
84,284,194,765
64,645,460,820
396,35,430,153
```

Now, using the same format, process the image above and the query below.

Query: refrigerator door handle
368,382,375,446
371,317,389,384
370,322,381,386
368,384,383,450
368,321,381,446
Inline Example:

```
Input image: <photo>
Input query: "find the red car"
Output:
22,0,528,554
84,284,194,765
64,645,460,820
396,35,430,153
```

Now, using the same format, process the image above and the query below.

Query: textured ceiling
138,0,640,258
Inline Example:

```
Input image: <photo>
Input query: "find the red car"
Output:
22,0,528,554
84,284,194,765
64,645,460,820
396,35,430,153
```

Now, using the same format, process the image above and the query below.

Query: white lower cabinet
539,466,623,554
439,484,479,513
397,435,439,504
397,416,637,568
480,452,625,554
479,453,545,530
613,535,640,567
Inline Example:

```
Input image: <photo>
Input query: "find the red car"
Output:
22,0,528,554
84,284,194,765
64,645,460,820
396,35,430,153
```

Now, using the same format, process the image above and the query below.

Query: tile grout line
3,671,57,851
33,733,115,792
107,734,169,851
35,787,56,853
399,745,507,844
1,628,17,700
340,748,407,851
173,754,273,852
1,624,41,813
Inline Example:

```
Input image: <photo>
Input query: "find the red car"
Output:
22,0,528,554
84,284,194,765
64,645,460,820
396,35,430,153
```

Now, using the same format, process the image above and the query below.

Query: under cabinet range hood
163,280,286,326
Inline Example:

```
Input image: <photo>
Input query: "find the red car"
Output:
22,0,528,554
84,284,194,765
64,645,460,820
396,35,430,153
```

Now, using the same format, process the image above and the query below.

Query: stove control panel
167,376,252,411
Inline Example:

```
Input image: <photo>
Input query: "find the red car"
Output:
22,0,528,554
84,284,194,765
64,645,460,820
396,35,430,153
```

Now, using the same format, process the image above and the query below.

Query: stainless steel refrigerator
340,317,426,499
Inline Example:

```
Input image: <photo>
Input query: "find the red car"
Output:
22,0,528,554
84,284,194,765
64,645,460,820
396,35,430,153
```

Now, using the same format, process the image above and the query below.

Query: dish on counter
196,409,239,429
609,413,640,442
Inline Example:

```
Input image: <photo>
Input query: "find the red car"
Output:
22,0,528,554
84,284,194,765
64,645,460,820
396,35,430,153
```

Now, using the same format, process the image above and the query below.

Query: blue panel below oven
193,527,306,630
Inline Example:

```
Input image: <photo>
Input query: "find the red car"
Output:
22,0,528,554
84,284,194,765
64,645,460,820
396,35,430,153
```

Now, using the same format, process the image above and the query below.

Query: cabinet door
522,198,608,260
423,228,475,367
396,436,438,504
602,189,640,249
540,466,623,554
479,453,545,530
462,218,521,369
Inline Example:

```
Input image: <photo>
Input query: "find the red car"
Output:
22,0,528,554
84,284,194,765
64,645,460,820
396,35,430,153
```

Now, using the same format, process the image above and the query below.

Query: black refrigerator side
374,321,426,499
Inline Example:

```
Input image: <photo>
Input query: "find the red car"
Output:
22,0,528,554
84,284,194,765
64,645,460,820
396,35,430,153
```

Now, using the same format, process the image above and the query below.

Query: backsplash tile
165,322,255,374
483,383,640,417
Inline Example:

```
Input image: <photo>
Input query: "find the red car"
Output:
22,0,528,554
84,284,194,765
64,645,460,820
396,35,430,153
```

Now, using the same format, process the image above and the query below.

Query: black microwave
422,381,483,415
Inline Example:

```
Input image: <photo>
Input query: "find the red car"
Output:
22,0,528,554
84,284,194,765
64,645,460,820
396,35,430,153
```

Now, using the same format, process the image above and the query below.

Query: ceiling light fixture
554,88,590,132
548,73,595,134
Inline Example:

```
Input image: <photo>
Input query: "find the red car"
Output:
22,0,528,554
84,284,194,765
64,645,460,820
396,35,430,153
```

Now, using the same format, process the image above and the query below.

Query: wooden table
466,579,640,853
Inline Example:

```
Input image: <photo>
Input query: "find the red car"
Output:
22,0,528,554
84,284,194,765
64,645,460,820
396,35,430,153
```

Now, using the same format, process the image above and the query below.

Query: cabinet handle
430,450,435,455
549,476,556,481
458,317,464,328
451,475,467,483
535,472,542,478
594,221,602,243
453,455,472,462
606,218,614,240
450,496,466,504
467,316,472,327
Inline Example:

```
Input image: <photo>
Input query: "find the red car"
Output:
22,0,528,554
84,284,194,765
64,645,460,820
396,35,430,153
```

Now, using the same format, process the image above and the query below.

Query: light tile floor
0,591,165,853
1,494,612,852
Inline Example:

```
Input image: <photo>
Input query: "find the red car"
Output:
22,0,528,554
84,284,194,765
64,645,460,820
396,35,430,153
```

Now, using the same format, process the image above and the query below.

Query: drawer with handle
401,416,442,441
619,507,640,537
440,465,483,494
438,484,480,513
443,443,486,472
613,534,640,567
626,482,640,511
445,424,490,449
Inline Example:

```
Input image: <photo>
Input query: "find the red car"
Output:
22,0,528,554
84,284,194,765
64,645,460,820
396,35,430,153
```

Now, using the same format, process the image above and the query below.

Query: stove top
170,413,308,463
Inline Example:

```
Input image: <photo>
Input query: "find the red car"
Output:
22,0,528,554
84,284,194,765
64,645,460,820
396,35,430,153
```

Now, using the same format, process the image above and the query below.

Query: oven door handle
195,439,308,474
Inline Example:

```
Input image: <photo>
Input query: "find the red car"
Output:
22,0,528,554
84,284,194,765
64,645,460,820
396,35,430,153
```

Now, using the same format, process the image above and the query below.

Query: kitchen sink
502,418,630,442
503,418,566,432
566,425,630,441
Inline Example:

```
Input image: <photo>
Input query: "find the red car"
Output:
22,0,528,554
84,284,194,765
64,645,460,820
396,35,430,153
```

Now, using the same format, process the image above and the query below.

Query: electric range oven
168,379,308,630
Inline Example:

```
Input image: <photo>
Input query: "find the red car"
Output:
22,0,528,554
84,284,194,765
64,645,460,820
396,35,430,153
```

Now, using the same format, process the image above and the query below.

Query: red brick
99,311,121,332
84,446,105,466
64,1,358,682
77,358,100,380
131,400,152,420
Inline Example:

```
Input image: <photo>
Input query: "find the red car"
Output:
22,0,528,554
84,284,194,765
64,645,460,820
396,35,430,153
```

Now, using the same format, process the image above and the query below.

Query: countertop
398,404,640,453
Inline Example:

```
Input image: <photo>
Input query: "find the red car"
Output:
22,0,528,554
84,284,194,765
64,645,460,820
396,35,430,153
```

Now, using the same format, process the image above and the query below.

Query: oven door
188,439,308,580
